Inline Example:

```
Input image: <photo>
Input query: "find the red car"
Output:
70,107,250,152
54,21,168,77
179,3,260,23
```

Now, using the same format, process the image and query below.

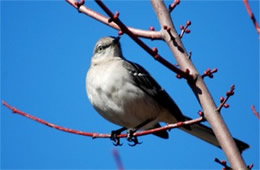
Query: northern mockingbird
86,36,249,150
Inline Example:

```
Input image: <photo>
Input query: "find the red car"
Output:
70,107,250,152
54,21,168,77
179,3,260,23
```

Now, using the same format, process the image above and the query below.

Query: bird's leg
127,119,154,146
127,128,142,146
110,127,127,146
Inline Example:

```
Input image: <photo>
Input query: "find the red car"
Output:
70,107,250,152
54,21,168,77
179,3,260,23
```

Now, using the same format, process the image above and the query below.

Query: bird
86,36,249,151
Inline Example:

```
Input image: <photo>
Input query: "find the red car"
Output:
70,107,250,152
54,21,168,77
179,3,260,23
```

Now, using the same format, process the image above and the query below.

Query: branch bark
150,0,247,169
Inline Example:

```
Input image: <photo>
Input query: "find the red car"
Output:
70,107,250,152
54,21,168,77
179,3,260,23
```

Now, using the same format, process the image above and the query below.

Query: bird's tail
179,116,249,152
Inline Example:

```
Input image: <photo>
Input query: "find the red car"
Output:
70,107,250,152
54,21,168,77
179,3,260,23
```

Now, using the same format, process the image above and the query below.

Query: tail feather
180,116,249,152
151,123,169,139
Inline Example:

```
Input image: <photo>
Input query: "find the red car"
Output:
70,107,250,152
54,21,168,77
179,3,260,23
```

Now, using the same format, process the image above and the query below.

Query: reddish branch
2,100,204,140
66,0,162,40
251,105,260,119
67,0,192,79
215,158,254,170
168,0,180,13
243,0,260,35
66,0,192,80
214,158,231,170
179,20,191,39
247,164,254,169
2,100,104,138
217,85,235,112
201,68,218,79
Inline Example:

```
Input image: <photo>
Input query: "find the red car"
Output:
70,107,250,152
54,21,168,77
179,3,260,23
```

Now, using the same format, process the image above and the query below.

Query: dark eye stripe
95,44,110,53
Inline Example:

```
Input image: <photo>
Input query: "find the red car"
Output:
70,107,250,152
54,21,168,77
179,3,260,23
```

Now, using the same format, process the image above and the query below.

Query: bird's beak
113,36,120,44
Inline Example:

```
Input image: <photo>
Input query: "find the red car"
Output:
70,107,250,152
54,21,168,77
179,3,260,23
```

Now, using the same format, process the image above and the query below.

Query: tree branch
66,0,162,40
168,0,180,13
217,85,235,112
214,158,231,170
2,100,204,140
243,0,260,35
67,0,193,79
179,20,191,39
251,105,260,119
201,68,218,79
150,0,247,169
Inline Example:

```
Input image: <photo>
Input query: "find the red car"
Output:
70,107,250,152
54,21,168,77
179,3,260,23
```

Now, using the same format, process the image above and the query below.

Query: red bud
212,68,218,73
152,47,158,54
226,91,234,96
185,29,191,33
221,160,227,165
186,20,191,26
118,31,123,35
149,26,155,31
114,11,120,19
224,104,230,108
176,74,182,79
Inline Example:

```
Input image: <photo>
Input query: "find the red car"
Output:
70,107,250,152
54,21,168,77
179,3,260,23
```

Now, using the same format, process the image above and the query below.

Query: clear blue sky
1,0,259,169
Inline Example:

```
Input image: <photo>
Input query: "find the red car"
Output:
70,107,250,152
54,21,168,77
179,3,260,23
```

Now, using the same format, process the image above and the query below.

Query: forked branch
150,0,247,169
217,85,235,112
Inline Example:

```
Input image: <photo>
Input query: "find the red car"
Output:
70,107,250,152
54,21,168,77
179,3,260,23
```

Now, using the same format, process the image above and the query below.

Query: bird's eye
97,46,104,53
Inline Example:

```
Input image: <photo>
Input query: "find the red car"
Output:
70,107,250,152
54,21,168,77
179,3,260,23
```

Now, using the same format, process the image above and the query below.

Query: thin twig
215,157,254,170
247,164,254,169
201,68,218,79
243,0,260,35
179,20,191,39
214,158,231,170
2,100,105,138
251,105,260,119
168,0,180,13
66,0,162,40
2,100,204,139
217,85,235,112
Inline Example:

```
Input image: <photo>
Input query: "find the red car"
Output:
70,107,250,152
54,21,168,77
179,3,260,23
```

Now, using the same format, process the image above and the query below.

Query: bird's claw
113,138,123,146
127,129,142,147
110,131,123,146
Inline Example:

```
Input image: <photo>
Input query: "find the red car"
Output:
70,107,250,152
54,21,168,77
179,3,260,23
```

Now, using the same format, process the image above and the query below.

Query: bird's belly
87,77,160,128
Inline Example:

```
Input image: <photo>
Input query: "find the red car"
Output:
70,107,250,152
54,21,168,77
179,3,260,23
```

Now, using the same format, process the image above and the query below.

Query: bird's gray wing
123,60,185,122
123,61,249,151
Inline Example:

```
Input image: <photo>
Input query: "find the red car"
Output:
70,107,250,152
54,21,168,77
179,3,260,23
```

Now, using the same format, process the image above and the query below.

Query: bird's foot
110,127,127,146
127,129,142,147
110,130,123,146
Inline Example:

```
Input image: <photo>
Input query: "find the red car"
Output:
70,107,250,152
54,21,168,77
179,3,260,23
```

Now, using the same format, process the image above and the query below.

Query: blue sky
1,0,259,169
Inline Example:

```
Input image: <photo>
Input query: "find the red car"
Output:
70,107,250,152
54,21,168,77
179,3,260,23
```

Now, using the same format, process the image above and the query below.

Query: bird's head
92,36,123,63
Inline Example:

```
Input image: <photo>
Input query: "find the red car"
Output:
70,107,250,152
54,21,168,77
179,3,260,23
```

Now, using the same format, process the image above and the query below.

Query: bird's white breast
86,59,160,128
